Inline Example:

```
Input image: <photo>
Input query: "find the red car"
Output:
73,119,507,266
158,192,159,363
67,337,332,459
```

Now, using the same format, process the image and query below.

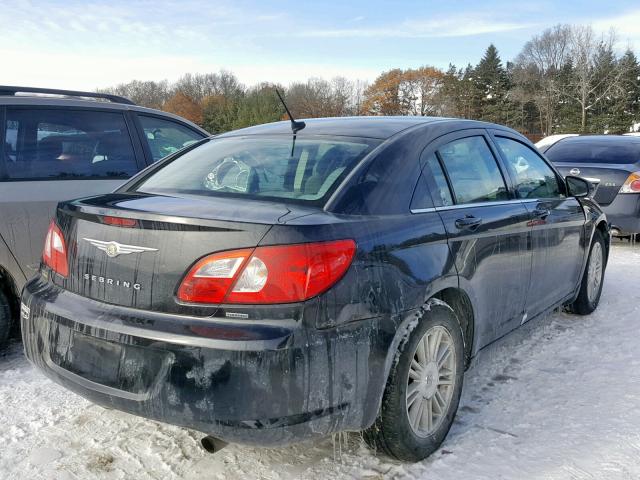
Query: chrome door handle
455,216,482,231
532,206,550,219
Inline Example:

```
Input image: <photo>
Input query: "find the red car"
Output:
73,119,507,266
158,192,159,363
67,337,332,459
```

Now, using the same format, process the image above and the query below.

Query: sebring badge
569,168,581,176
83,238,158,258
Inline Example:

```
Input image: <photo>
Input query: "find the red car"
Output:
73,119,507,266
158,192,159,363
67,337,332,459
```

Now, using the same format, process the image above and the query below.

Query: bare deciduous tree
286,77,358,118
98,80,171,109
566,26,627,132
362,67,445,116
515,24,571,135
174,71,244,102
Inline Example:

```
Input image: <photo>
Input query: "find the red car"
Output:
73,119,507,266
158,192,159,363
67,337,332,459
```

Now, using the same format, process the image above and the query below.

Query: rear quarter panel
0,230,26,292
264,212,455,328
580,197,610,259
263,210,456,429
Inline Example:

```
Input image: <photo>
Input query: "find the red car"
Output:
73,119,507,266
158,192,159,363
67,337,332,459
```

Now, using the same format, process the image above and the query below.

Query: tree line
100,24,640,137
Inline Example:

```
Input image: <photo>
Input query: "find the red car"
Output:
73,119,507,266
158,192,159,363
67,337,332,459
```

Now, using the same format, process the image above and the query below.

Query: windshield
135,135,379,205
546,138,640,164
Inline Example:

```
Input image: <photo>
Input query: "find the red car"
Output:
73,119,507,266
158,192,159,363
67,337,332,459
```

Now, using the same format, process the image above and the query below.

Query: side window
437,136,508,204
423,153,453,207
5,120,18,162
410,172,435,210
495,136,563,199
138,115,205,162
3,109,138,180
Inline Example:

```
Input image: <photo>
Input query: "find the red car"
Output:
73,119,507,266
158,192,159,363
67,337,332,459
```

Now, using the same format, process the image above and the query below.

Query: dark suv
21,116,609,461
0,86,208,347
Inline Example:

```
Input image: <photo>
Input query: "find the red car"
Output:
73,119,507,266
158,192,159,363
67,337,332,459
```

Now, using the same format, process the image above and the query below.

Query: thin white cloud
0,48,380,91
0,0,286,42
255,13,287,21
593,9,640,48
293,14,536,39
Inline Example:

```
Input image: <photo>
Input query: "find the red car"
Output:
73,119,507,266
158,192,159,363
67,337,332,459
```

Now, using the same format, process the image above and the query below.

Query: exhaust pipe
200,436,228,454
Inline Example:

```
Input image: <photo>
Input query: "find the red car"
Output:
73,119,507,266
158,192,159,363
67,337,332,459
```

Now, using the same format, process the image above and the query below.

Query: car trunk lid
553,163,634,206
52,193,316,313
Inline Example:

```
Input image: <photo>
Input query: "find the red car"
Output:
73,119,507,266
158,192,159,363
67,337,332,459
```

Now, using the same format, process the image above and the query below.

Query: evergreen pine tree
461,63,482,119
556,59,582,133
474,44,510,123
591,42,618,132
610,49,640,133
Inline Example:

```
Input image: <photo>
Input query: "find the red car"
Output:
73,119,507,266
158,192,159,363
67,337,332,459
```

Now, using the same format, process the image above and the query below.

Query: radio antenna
275,88,305,134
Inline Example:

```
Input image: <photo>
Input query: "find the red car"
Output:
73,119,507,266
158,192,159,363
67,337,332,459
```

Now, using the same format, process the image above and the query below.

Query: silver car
0,86,208,348
539,135,640,237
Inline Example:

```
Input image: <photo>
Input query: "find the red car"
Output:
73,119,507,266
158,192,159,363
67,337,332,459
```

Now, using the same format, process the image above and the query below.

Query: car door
421,131,532,348
0,107,145,278
134,114,207,164
491,132,586,318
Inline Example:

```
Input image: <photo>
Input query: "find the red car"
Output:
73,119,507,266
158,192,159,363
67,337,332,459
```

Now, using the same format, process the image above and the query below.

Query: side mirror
565,175,593,198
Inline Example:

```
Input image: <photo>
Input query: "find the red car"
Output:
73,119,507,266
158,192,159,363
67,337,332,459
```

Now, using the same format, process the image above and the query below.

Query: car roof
0,96,208,134
553,134,640,146
216,116,506,140
535,134,579,149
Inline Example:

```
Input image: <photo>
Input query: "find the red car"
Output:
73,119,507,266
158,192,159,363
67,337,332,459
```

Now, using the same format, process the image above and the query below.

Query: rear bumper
21,277,392,446
601,194,640,234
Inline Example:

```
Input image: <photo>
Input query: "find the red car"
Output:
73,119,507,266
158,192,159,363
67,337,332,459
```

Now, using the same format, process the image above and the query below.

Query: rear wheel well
0,267,20,334
432,288,474,367
595,221,610,263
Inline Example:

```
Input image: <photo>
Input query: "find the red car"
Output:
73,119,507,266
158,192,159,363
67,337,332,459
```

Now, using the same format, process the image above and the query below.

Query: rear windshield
545,138,640,164
134,135,379,205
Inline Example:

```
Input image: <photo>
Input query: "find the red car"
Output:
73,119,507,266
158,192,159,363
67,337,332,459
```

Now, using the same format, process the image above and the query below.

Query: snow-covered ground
1,242,639,480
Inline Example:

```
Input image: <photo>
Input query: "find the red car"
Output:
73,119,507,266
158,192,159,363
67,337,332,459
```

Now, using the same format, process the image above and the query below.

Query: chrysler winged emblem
569,168,581,176
83,238,158,258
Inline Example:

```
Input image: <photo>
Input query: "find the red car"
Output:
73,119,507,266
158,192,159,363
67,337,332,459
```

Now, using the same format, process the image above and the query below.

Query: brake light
620,172,640,193
102,216,138,228
177,239,356,305
42,221,69,277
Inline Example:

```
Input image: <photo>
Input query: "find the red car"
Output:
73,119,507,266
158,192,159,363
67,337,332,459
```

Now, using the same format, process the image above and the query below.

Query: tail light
43,221,69,277
620,172,640,193
177,239,356,305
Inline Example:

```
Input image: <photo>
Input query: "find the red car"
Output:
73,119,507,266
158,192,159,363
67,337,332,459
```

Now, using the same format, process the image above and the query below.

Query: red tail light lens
43,221,69,277
620,172,640,193
177,239,356,305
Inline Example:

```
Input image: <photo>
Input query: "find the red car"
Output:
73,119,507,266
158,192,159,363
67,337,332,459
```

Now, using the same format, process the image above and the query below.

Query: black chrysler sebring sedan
21,116,609,462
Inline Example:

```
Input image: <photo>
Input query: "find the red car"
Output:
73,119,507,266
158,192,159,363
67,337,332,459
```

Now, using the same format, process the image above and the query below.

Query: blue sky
3,0,640,90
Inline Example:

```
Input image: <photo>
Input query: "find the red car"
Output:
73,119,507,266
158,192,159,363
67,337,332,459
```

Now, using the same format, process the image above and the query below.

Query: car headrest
37,137,63,162
314,146,350,176
96,134,130,159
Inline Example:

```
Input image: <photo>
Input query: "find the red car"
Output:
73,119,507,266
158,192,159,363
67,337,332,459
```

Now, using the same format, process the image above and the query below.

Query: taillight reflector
177,248,253,304
42,221,69,277
177,239,356,305
620,172,640,193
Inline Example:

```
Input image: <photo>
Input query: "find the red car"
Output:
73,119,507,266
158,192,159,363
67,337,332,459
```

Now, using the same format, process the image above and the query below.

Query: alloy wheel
587,242,603,303
405,325,456,437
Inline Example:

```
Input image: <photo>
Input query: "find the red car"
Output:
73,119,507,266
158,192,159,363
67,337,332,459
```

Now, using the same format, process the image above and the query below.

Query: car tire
568,230,606,315
0,289,12,350
364,300,464,462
